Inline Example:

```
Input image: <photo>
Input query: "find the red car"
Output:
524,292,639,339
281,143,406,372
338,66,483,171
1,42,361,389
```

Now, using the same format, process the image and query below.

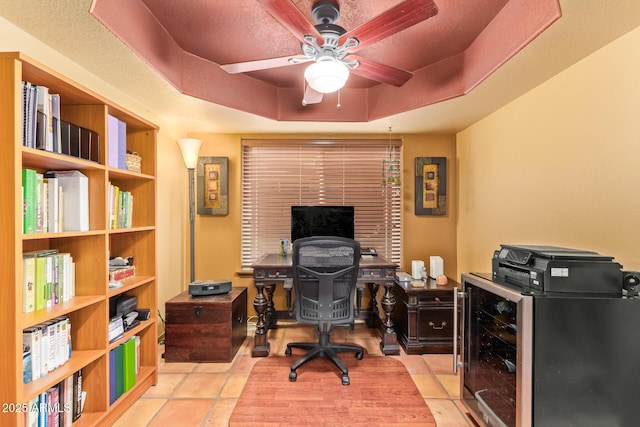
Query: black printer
492,244,623,295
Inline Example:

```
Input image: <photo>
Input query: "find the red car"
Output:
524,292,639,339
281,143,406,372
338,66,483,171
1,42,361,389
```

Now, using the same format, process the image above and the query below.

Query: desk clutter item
188,279,232,296
396,271,412,282
429,256,444,279
165,287,247,362
411,280,426,288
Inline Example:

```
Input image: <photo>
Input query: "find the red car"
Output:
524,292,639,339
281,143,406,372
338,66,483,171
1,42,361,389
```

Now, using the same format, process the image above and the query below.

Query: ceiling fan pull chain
337,90,341,109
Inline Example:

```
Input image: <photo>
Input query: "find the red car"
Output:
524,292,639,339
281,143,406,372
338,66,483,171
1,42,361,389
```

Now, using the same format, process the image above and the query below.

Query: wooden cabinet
392,278,460,354
164,288,248,362
0,52,158,426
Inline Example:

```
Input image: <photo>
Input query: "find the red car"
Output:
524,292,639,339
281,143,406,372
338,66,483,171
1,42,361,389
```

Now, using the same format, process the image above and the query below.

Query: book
122,338,137,392
38,391,47,427
80,127,91,160
35,173,44,233
24,396,39,427
114,344,124,400
46,385,59,427
23,327,42,383
22,348,31,384
107,114,119,168
44,173,60,233
118,118,127,169
50,94,61,154
22,168,37,234
63,375,74,427
24,249,58,312
35,85,51,150
46,170,89,232
109,349,117,405
22,254,36,313
73,369,82,421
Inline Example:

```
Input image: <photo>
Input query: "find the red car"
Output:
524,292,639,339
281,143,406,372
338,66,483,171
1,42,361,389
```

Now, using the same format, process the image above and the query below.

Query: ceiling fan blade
349,55,413,87
221,54,310,74
340,0,438,51
257,0,322,43
302,85,323,106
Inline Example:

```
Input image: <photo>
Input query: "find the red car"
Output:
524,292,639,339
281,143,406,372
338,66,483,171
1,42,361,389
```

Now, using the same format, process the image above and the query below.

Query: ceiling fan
220,0,439,105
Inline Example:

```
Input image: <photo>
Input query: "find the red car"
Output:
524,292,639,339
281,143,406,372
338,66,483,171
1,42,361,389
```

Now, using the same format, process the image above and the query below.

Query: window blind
241,139,401,269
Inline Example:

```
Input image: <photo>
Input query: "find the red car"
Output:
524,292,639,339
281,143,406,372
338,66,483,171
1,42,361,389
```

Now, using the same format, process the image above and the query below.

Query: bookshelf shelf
1,51,158,426
21,295,104,329
22,349,104,401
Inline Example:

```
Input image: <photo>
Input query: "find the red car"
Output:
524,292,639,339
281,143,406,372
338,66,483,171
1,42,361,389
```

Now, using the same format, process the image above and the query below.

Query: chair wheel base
342,375,350,386
356,351,364,360
285,347,292,356
289,370,297,382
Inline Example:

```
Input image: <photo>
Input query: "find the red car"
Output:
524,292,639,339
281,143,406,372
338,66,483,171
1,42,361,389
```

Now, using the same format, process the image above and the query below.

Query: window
241,139,401,268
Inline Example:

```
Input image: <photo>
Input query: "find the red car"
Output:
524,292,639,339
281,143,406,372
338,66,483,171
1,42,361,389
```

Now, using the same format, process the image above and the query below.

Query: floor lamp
177,138,202,283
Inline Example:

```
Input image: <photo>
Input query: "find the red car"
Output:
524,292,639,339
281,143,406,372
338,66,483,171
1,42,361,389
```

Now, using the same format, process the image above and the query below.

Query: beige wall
457,25,640,276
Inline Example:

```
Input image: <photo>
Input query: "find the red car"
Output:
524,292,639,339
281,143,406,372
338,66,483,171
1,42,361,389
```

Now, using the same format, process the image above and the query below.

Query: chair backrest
292,236,361,327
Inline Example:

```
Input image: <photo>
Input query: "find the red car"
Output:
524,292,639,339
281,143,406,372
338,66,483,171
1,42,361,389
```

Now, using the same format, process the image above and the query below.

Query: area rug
229,355,435,427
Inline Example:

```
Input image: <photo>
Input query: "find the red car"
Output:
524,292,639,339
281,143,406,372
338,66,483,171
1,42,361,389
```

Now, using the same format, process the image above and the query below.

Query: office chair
285,236,364,385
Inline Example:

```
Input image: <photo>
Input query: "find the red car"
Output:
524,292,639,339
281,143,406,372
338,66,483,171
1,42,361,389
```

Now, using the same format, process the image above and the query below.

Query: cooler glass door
461,274,532,427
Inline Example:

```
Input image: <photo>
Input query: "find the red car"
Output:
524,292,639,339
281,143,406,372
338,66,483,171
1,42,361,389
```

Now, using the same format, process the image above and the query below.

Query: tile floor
113,322,478,426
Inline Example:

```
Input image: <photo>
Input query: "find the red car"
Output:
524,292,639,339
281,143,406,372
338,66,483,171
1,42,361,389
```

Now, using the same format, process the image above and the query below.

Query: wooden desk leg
366,282,380,328
252,283,270,357
380,281,400,355
265,283,277,329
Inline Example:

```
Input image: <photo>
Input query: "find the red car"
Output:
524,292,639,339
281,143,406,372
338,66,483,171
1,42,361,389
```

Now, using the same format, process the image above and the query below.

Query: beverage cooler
456,245,640,427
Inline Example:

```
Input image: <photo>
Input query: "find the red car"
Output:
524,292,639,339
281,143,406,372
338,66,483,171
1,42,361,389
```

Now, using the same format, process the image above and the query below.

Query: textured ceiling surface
89,0,561,123
1,0,640,134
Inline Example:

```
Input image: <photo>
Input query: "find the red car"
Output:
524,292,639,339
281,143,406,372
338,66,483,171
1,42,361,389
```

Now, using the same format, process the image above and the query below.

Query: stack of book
22,249,75,313
108,182,133,229
21,81,100,163
22,316,72,384
109,336,140,404
22,169,89,235
23,370,84,427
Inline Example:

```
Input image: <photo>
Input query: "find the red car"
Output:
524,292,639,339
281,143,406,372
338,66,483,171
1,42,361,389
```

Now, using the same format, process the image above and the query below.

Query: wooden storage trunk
164,287,247,362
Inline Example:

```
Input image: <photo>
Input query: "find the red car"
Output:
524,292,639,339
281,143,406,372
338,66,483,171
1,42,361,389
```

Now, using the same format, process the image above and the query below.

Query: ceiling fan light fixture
304,60,349,94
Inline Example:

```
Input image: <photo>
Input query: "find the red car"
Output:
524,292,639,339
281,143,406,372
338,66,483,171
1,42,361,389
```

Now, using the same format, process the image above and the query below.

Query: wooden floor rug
229,355,436,426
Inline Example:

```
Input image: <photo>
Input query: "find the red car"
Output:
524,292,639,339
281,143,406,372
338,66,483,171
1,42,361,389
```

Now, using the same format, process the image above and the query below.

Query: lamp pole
187,166,196,283
177,138,202,284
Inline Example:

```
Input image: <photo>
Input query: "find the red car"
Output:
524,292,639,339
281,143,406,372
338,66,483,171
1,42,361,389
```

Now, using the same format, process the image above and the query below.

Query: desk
251,253,399,357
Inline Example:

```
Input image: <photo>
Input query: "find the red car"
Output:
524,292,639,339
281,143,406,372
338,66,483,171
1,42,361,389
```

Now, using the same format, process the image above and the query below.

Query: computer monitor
291,206,355,242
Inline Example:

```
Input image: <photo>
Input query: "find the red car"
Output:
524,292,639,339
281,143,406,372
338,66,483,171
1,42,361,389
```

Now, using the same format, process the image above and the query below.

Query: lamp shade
304,60,349,94
177,138,202,169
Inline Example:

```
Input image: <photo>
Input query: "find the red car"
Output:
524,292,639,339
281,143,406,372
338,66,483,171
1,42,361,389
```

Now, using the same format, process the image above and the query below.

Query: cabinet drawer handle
434,297,441,303
194,306,202,318
428,321,447,330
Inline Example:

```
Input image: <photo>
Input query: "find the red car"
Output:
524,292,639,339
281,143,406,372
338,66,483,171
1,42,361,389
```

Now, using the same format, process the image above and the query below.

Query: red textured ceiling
90,0,561,123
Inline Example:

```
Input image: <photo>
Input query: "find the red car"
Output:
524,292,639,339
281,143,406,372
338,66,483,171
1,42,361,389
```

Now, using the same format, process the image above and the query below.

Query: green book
34,257,46,311
24,249,58,311
22,168,37,234
122,338,137,392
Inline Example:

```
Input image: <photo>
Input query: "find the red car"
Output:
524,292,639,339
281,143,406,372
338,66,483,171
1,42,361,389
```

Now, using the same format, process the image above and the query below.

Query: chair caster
285,347,292,356
289,370,297,382
342,375,350,386
355,351,364,360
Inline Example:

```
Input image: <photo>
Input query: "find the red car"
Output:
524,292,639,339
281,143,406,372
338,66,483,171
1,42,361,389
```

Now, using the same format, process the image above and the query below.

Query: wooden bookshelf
0,52,158,426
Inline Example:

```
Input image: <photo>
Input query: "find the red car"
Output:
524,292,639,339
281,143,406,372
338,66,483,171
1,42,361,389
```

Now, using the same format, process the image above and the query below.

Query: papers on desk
361,255,374,261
